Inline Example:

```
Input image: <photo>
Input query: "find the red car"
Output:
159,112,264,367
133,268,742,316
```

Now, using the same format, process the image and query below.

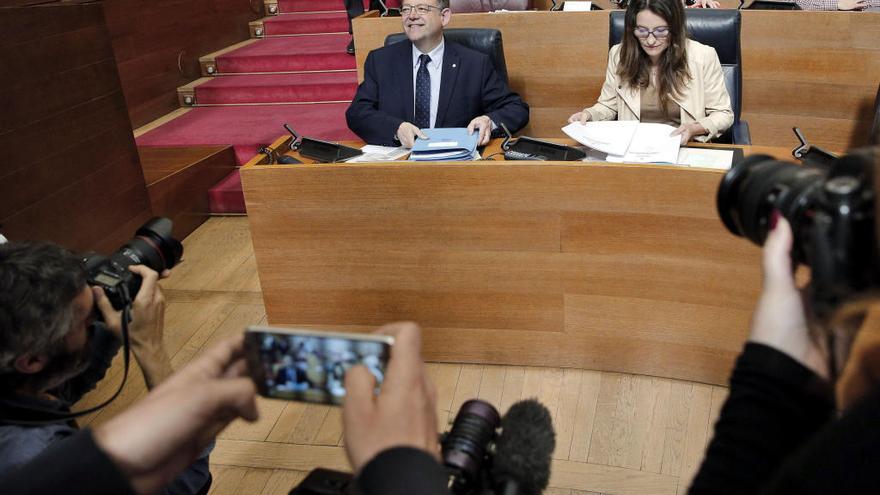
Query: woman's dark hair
617,0,691,116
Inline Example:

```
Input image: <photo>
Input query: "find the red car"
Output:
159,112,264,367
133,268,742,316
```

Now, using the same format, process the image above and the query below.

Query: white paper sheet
346,145,411,163
562,121,638,156
563,1,593,10
564,121,680,163
676,148,734,169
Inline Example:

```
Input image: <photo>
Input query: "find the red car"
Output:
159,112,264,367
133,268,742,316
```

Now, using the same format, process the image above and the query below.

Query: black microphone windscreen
492,399,556,495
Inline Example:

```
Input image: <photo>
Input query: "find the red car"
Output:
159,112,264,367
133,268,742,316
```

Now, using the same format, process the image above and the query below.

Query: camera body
717,147,879,317
83,217,183,310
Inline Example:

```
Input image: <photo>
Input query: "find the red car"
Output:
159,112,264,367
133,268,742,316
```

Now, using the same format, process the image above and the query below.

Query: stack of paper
410,128,479,161
562,121,681,164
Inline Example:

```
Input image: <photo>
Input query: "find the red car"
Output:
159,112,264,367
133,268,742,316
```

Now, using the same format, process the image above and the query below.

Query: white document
563,1,593,10
676,148,734,170
562,121,638,156
347,145,411,163
563,121,680,164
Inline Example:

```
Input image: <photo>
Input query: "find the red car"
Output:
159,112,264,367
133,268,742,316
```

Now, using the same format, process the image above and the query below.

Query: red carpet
194,72,357,104
279,0,345,12
216,35,354,73
138,104,357,165
137,0,377,213
264,12,349,35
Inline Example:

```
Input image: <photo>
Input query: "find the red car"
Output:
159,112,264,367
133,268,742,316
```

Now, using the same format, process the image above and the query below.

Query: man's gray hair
0,242,86,377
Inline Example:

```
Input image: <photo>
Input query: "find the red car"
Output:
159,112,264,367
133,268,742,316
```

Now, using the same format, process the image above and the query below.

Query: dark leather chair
609,9,751,144
385,28,510,84
870,83,880,146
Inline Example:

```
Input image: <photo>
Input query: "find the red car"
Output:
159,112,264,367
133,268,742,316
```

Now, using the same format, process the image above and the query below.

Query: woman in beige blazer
568,0,734,144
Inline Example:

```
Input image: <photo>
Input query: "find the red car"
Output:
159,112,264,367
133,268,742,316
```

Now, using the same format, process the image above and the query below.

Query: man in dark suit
345,0,529,147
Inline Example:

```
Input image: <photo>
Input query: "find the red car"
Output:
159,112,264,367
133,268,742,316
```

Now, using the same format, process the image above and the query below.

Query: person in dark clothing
0,242,209,495
344,0,384,55
689,214,880,494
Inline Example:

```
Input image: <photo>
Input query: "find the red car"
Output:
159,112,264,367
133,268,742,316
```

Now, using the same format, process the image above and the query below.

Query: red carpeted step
195,72,357,104
136,103,357,166
208,169,246,214
264,12,349,35
216,35,354,73
279,0,345,12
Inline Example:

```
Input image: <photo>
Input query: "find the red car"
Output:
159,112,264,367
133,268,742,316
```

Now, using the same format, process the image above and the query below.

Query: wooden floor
77,217,728,495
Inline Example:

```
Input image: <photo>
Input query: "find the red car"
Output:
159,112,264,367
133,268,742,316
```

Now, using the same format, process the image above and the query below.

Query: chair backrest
609,10,743,134
384,28,509,83
870,83,880,146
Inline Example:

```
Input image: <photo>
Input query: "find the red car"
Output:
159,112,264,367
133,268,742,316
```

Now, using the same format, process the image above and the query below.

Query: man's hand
343,322,440,473
467,115,493,146
670,122,707,145
93,335,258,495
567,110,592,125
838,0,867,9
397,122,428,148
94,265,173,388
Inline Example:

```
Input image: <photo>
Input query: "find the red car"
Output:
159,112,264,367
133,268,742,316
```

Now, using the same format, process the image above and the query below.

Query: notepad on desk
562,121,681,164
410,128,479,161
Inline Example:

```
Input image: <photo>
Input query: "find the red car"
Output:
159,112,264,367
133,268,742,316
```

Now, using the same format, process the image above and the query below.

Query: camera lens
717,155,825,255
443,399,500,487
126,217,184,272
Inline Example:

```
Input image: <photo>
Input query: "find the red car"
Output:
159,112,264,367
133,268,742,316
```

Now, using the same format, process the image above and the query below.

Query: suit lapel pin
452,63,456,68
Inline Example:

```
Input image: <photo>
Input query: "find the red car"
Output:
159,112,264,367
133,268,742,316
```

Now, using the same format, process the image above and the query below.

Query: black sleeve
356,447,450,495
759,386,880,494
345,51,406,146
688,343,835,495
0,429,136,495
480,56,529,136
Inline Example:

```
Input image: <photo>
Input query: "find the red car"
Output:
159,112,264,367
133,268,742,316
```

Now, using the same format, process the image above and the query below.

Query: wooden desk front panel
242,162,762,385
353,11,879,152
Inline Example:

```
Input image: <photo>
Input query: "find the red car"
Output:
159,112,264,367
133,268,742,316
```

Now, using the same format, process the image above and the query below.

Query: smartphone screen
244,325,393,405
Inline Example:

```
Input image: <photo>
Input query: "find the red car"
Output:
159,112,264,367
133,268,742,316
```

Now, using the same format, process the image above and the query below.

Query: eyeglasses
633,27,670,39
400,4,444,15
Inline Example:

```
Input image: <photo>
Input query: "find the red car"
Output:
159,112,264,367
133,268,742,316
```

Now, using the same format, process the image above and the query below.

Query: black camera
716,146,879,317
83,217,183,310
291,399,554,495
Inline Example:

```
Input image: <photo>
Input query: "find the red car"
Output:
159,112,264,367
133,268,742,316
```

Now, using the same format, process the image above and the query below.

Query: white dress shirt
411,39,444,129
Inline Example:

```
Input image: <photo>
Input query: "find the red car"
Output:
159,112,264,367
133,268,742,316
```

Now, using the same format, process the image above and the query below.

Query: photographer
0,241,209,494
343,321,449,495
0,335,258,495
689,214,880,494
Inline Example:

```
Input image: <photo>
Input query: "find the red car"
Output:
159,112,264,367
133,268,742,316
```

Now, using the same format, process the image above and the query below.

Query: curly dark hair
0,242,86,389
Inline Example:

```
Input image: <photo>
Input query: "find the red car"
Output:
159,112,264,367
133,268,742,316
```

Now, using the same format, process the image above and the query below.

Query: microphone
491,399,555,495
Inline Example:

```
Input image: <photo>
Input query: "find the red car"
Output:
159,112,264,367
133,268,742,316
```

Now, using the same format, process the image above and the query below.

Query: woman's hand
567,111,592,125
670,122,707,145
687,0,721,8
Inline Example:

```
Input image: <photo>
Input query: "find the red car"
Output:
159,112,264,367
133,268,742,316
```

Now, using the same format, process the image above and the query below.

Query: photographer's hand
94,265,173,389
94,335,258,495
749,214,830,379
343,322,440,472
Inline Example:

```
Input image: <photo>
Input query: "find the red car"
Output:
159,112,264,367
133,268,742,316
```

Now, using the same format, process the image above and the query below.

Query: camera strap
0,303,133,426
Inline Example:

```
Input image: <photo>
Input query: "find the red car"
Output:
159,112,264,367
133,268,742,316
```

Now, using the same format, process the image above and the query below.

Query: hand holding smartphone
243,326,393,405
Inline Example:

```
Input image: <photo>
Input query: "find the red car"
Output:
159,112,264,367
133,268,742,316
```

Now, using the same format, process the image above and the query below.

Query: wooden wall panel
353,11,880,151
102,0,261,127
0,3,153,254
242,160,766,384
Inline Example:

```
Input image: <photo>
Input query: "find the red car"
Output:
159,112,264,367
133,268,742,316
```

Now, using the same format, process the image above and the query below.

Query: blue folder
410,128,479,161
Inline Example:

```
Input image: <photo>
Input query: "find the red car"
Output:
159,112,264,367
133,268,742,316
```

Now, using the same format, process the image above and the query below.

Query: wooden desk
353,11,880,153
240,142,791,385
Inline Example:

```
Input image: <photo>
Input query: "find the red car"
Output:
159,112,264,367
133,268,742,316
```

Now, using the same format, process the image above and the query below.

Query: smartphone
243,325,393,405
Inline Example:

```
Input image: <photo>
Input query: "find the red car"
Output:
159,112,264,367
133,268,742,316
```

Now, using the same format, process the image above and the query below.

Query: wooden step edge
249,19,266,38
176,77,213,106
199,39,260,76
133,108,193,138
